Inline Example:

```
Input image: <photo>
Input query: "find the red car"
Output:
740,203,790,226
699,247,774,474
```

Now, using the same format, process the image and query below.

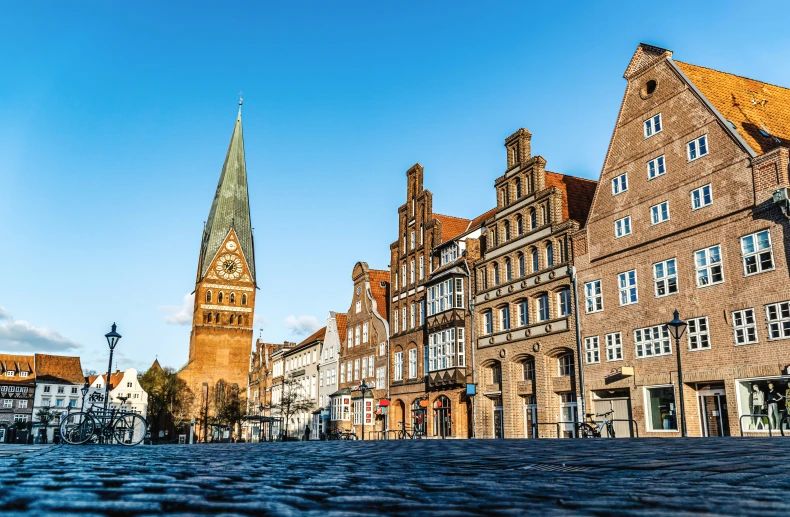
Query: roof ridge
675,60,790,92
434,213,471,221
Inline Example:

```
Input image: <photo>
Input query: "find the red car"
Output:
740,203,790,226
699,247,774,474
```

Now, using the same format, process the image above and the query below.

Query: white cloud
0,308,81,353
159,293,194,325
284,315,320,336
253,314,269,328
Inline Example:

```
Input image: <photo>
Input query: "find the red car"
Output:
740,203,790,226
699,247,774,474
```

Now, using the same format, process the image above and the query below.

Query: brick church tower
180,100,257,397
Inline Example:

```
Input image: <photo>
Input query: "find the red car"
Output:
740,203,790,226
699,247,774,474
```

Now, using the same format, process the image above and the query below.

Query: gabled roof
0,354,35,382
545,172,598,227
467,208,497,231
335,313,348,343
149,358,163,372
434,214,471,242
197,104,256,284
675,61,790,155
292,326,327,352
368,270,390,321
34,354,83,384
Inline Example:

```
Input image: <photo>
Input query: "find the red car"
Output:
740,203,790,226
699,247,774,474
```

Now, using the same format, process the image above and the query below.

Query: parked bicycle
576,410,616,438
396,426,424,440
326,428,358,440
60,399,147,446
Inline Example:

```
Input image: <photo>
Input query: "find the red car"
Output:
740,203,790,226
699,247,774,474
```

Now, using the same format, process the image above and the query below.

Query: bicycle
576,410,616,438
60,401,147,446
396,426,424,440
325,429,357,440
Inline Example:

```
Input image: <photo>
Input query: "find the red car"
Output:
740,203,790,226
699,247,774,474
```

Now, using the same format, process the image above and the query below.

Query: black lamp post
666,310,688,437
81,382,89,409
258,403,264,443
359,380,370,441
103,323,122,410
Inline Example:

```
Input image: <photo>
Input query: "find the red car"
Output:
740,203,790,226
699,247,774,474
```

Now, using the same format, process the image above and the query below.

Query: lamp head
666,310,688,340
105,323,122,350
81,382,89,397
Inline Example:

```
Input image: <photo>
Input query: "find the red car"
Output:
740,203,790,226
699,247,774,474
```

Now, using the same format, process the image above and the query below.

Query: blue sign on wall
466,384,476,396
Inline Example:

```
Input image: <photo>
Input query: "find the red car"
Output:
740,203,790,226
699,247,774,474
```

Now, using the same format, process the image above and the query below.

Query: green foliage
139,366,195,435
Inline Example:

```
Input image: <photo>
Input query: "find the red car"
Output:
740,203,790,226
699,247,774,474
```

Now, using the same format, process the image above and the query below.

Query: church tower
180,101,257,395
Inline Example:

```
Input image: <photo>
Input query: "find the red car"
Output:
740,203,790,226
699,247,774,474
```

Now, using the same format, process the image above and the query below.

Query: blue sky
1,1,789,374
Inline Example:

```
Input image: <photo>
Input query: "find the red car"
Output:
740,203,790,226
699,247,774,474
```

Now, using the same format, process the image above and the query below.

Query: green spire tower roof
197,102,256,284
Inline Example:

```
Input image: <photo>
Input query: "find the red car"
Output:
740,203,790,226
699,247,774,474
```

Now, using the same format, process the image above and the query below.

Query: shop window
736,378,790,431
645,385,677,431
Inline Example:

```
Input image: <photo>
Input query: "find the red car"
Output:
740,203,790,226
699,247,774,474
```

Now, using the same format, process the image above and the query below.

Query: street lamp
103,323,122,410
258,403,264,443
81,382,89,409
666,310,688,437
359,380,370,441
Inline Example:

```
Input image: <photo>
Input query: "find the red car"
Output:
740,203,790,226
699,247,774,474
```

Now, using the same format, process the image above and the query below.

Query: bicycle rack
738,414,787,437
532,422,561,438
611,419,639,438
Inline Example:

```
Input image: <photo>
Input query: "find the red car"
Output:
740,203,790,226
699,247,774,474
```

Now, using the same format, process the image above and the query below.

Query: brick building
330,263,389,438
245,339,294,441
474,128,596,439
573,44,790,437
388,164,472,436
180,101,257,420
424,208,493,438
0,354,35,443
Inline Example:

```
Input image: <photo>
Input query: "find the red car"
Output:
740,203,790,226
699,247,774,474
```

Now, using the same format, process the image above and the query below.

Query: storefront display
736,377,790,431
645,385,677,431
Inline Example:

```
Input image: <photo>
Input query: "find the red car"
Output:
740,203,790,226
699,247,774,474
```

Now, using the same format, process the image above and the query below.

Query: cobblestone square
1,439,789,516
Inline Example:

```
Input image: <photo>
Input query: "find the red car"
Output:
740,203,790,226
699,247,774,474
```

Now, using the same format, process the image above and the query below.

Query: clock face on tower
216,254,243,280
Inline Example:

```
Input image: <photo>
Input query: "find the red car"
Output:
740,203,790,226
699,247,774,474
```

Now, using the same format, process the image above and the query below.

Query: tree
35,406,56,443
212,381,244,438
139,366,195,442
276,376,315,440
83,369,97,377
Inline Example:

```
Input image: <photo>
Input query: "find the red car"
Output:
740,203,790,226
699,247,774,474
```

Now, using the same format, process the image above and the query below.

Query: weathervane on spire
238,91,244,106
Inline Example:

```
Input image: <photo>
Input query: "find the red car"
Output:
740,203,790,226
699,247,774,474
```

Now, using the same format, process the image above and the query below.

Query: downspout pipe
469,297,477,439
570,265,587,423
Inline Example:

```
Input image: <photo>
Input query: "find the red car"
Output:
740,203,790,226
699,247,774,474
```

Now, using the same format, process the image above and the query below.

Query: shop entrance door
492,397,504,439
524,395,537,438
697,388,729,437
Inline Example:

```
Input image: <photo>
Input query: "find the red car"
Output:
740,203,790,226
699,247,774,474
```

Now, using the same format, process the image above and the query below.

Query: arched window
531,248,539,272
515,178,522,199
546,242,554,267
205,313,211,323
530,207,537,229
434,395,452,438
518,299,529,327
557,288,571,317
229,314,235,325
499,305,511,331
558,353,574,377
491,362,502,385
557,239,565,263
216,313,221,324
505,258,512,281
522,356,535,381
218,291,224,303
540,205,547,225
241,294,247,305
493,263,500,286
205,290,212,303
503,220,511,241
483,310,493,334
230,293,236,304
517,214,524,235
536,294,549,322
518,252,525,277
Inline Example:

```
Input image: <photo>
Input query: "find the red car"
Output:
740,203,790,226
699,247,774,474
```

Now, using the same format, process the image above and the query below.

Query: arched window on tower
206,290,212,303
242,294,248,305
230,314,235,325
216,313,221,324
230,293,236,304
218,292,224,303
207,313,213,324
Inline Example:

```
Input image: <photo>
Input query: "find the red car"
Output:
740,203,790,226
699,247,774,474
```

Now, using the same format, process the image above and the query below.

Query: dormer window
20,372,28,378
5,371,14,377
440,244,458,266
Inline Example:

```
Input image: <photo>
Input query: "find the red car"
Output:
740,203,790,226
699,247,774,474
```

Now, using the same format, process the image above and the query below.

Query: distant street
1,439,789,516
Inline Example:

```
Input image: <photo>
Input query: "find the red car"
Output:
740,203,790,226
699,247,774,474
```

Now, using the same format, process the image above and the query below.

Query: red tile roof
467,208,497,231
676,61,790,155
0,353,35,382
368,269,390,321
34,354,84,384
335,313,348,344
295,326,327,349
434,214,471,242
545,172,598,227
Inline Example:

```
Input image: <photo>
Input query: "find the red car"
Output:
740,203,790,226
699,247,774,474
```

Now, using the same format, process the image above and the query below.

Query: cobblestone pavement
1,438,789,516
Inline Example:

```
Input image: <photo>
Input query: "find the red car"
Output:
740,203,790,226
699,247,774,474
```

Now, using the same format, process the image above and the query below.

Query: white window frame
605,332,622,362
558,289,571,317
647,155,665,180
362,322,369,343
584,336,600,364
612,173,628,195
644,113,662,138
691,184,712,210
765,301,790,341
653,258,678,297
732,308,758,345
500,305,511,331
355,326,360,347
694,245,724,288
419,255,424,279
614,216,631,238
650,201,669,225
428,328,457,372
353,359,360,381
687,317,711,351
643,385,678,432
408,348,417,379
634,325,671,358
536,295,549,322
687,134,708,161
618,270,638,306
394,351,403,381
741,230,774,276
584,280,603,313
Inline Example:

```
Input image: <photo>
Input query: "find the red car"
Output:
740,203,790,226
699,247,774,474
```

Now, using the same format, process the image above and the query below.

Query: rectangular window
347,330,353,348
419,255,424,279
402,307,406,330
361,357,367,380
523,360,535,381
584,336,600,364
410,260,415,284
650,201,669,225
644,113,662,137
57,386,64,394
410,304,415,328
355,301,361,313
653,258,678,297
741,230,774,275
605,332,622,361
518,300,529,327
393,310,399,333
584,280,603,313
687,135,708,161
362,322,369,343
558,289,571,317
500,306,511,331
379,342,385,356
376,366,386,388
455,278,464,309
634,325,671,358
687,317,711,351
355,326,360,346
18,399,28,409
647,155,665,179
353,359,360,381
695,245,723,287
691,184,712,210
612,173,628,195
402,264,406,286
368,355,374,377
440,245,459,266
394,352,403,381
457,328,465,367
2,400,11,408
618,270,638,306
410,230,415,250
44,386,50,393
429,329,458,371
408,349,417,379
614,216,631,238
645,386,677,431
766,301,790,340
537,295,549,322
484,311,493,335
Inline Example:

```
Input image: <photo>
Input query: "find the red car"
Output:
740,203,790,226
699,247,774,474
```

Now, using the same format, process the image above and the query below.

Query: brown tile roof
545,172,598,227
467,208,497,231
87,375,100,385
368,269,390,321
109,370,125,390
335,313,348,343
676,61,790,155
34,354,83,384
434,214,471,242
0,353,35,382
294,326,327,350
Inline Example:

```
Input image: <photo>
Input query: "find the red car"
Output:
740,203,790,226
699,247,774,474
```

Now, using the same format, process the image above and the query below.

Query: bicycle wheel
577,423,597,439
113,413,147,446
60,412,96,445
606,422,616,439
